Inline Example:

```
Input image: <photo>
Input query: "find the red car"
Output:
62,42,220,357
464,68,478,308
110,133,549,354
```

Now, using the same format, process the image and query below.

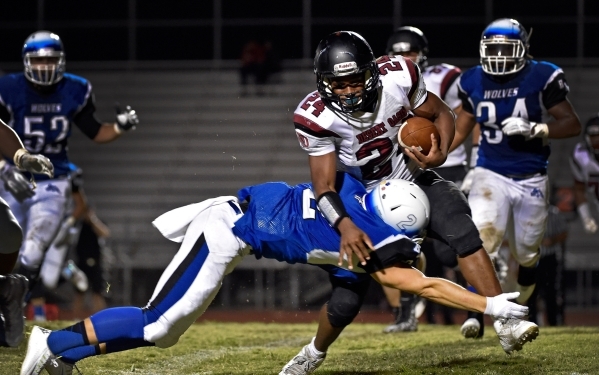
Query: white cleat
493,318,539,354
461,317,481,339
280,342,326,375
20,325,53,375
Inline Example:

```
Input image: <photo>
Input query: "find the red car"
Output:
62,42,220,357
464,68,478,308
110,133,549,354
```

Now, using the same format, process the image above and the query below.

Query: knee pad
326,277,370,328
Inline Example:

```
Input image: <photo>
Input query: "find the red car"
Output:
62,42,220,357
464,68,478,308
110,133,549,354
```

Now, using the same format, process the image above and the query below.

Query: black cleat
0,274,28,347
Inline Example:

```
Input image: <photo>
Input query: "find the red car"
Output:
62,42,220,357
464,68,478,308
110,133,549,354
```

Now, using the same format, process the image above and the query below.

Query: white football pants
468,167,548,267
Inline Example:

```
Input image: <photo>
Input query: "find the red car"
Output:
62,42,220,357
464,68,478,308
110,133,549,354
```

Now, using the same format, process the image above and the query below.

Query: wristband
13,148,29,169
469,145,479,168
113,123,123,135
578,202,593,221
484,296,493,315
317,191,350,228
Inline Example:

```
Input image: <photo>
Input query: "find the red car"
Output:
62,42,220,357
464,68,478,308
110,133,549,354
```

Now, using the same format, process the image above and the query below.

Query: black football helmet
584,114,599,161
314,31,380,113
385,26,429,68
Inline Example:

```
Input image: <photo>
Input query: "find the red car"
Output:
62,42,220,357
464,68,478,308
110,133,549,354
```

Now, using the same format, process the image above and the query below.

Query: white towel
152,196,237,243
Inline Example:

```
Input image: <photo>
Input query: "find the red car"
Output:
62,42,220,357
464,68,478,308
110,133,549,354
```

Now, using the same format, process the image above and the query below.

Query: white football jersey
294,55,427,190
570,142,599,201
422,63,466,168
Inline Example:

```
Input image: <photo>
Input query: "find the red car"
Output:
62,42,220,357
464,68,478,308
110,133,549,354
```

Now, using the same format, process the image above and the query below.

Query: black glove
0,161,34,202
116,104,139,132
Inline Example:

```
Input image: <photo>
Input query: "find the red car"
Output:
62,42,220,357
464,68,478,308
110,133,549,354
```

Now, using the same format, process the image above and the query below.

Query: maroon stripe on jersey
293,114,341,138
405,59,419,100
440,67,462,101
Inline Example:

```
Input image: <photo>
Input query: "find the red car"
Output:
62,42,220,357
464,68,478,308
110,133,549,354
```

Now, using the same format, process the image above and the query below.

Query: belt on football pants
504,170,547,181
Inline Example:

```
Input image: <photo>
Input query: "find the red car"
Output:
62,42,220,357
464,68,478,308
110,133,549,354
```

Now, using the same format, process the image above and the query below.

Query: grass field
1,321,598,375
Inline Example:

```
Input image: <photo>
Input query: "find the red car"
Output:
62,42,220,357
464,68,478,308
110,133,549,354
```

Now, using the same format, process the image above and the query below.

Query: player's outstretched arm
309,153,373,268
371,263,528,318
93,105,139,143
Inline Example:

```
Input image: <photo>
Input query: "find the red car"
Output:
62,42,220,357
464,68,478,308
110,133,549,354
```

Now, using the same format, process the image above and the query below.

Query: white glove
0,160,34,202
116,104,139,132
501,117,548,140
460,169,475,195
484,292,529,319
583,217,598,233
578,202,598,234
14,149,54,177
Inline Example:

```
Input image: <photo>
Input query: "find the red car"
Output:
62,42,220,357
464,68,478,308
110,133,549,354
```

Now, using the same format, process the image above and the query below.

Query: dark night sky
1,1,599,63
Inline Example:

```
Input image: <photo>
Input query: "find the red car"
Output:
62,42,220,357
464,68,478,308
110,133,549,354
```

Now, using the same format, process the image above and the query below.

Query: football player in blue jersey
0,119,53,347
20,173,528,375
450,18,582,339
0,31,139,308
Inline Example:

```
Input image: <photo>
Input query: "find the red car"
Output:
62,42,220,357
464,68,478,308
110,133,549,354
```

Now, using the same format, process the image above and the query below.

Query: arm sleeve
406,60,428,109
542,71,569,110
72,93,103,139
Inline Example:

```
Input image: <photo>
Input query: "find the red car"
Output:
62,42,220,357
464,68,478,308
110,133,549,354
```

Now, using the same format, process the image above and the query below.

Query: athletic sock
307,337,325,358
47,307,145,355
516,264,537,304
47,321,88,354
399,293,416,321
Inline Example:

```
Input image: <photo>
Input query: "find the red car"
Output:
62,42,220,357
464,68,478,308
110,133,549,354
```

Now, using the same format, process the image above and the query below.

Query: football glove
0,160,34,202
484,292,529,319
116,104,139,132
578,202,598,234
460,169,475,195
501,117,549,140
14,149,54,178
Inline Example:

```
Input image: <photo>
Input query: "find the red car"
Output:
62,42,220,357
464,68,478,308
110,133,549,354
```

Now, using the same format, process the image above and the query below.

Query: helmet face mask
480,19,529,76
23,31,66,86
364,179,430,238
314,31,380,113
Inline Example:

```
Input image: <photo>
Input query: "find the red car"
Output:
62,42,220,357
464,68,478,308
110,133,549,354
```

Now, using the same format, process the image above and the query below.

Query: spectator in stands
239,39,267,96
527,203,568,326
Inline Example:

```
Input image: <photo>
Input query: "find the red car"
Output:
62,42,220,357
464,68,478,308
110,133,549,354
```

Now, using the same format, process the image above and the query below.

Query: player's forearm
449,113,476,153
0,121,26,159
546,116,582,139
309,153,338,197
93,123,123,143
434,110,455,156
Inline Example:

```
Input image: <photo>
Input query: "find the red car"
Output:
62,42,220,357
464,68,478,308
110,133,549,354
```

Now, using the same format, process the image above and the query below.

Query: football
398,117,440,155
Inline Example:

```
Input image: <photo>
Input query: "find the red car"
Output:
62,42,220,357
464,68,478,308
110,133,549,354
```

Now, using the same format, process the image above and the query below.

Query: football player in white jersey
570,114,599,234
382,26,468,333
285,31,537,372
450,19,581,340
0,119,53,347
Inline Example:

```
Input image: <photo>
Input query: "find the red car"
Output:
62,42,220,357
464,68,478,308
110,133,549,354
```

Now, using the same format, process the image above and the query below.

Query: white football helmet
364,179,430,238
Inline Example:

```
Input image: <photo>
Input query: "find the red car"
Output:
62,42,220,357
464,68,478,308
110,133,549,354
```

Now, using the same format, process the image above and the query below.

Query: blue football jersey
0,73,92,180
232,173,413,266
458,60,570,176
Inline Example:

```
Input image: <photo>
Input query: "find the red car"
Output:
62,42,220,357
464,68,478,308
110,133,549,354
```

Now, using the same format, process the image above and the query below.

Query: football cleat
44,355,81,375
493,317,539,354
279,342,326,375
383,314,418,333
0,274,28,347
20,325,53,375
460,317,481,338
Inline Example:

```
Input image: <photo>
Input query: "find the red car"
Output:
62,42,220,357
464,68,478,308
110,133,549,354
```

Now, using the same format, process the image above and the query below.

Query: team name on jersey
483,88,519,99
357,122,387,144
30,103,62,113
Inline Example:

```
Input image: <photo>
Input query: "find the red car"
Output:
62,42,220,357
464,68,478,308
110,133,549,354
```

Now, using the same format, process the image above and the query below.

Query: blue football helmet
22,31,66,86
480,18,530,76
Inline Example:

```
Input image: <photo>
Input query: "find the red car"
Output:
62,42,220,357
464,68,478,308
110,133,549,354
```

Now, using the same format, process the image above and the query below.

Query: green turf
2,321,598,374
